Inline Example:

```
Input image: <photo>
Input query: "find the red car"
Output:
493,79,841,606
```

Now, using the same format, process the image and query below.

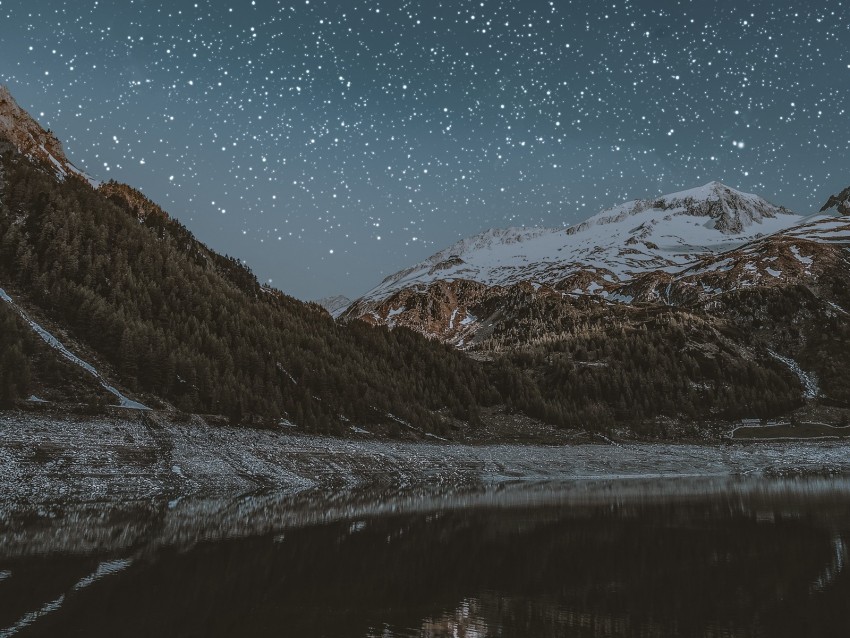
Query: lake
1,477,849,637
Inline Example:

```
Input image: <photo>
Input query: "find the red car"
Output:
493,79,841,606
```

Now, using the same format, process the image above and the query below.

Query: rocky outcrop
821,186,850,216
0,85,93,183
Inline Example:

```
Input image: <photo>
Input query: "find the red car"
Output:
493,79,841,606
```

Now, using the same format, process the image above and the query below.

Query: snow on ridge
0,287,149,410
572,181,794,237
315,295,352,318
428,226,556,263
355,182,807,305
370,226,555,292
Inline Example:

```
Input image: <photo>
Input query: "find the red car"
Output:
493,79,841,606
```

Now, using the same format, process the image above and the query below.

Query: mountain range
2,84,849,438
343,182,849,346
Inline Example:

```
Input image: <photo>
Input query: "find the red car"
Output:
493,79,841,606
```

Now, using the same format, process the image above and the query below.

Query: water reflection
2,477,850,637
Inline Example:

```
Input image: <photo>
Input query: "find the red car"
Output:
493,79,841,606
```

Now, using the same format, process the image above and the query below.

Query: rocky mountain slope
0,86,96,184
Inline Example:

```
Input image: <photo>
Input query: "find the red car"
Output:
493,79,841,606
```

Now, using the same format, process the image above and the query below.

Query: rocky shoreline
3,410,850,559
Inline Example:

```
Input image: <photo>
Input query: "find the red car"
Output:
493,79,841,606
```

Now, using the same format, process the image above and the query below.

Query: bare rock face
820,186,850,216
0,85,92,183
344,279,503,346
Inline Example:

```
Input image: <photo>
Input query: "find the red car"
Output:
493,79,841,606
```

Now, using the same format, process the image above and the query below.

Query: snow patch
827,301,849,316
277,363,297,385
0,287,149,410
790,245,814,266
385,412,449,442
769,350,820,399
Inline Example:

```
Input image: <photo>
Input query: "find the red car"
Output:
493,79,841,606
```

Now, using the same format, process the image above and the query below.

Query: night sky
1,0,848,300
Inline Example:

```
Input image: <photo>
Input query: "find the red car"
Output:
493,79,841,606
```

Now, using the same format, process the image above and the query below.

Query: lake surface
2,477,850,637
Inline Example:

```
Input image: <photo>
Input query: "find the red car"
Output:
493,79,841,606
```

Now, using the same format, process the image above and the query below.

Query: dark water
2,479,850,637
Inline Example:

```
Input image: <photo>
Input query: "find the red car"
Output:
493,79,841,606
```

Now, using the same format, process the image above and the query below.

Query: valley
2,84,850,438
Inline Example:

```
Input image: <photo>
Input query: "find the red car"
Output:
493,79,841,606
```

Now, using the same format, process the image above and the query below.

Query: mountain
344,183,829,343
341,182,850,432
0,85,96,185
315,295,352,318
0,86,497,435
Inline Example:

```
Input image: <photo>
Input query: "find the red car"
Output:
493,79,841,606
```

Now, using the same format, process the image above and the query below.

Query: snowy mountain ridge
356,182,809,305
568,181,795,237
315,295,353,318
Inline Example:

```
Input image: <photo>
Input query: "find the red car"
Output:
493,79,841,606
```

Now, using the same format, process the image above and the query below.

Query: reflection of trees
7,499,849,637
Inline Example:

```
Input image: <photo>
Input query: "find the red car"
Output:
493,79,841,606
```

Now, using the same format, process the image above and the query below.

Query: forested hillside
478,288,805,435
0,147,498,433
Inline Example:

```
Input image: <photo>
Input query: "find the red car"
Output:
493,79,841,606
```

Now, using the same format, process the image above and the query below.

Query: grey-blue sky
1,0,848,299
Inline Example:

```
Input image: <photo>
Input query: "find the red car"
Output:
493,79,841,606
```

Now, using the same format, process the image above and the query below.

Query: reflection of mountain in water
2,481,850,637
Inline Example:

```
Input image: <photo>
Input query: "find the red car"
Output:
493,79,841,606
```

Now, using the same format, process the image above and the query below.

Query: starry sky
1,0,848,300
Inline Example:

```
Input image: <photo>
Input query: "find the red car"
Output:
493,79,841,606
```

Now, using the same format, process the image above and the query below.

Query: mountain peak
0,85,96,185
575,181,794,237
820,185,850,216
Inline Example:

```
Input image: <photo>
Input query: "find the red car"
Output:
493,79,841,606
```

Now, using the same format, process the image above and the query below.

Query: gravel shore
3,410,850,558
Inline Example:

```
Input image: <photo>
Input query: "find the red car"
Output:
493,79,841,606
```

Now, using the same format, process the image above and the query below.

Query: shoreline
3,410,850,558
3,410,850,503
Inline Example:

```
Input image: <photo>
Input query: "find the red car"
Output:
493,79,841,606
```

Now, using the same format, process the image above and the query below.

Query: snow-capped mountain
344,182,847,345
315,295,352,318
0,85,97,186
357,182,805,304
